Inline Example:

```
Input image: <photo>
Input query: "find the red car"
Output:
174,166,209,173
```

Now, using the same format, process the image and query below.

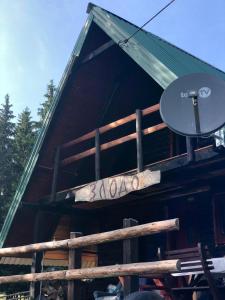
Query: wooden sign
75,170,160,202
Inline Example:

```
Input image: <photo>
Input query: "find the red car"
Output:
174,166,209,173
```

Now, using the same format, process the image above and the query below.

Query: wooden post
30,212,43,300
123,218,139,296
68,232,82,300
136,109,143,172
95,129,101,180
186,137,195,163
50,146,61,202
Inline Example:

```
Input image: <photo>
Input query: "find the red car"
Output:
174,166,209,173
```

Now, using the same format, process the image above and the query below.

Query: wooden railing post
123,218,139,296
50,146,61,202
136,109,144,172
95,129,101,180
30,212,43,300
68,232,82,300
186,137,195,163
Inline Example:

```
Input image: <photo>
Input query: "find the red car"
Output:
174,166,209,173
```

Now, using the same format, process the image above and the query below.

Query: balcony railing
49,103,167,201
48,102,214,202
61,103,165,172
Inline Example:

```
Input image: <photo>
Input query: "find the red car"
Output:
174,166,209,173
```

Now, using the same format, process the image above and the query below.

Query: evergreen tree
37,80,56,128
0,94,15,226
14,107,36,177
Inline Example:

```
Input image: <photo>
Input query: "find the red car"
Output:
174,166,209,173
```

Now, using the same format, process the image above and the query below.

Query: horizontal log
143,123,167,135
142,104,160,116
61,148,96,166
61,104,159,149
0,260,180,284
61,122,166,166
68,218,178,249
0,219,179,257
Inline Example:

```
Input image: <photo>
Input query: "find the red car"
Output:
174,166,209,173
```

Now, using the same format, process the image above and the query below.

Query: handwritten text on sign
75,170,161,202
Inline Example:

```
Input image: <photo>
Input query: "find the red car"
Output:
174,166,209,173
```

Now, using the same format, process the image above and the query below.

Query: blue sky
0,0,225,119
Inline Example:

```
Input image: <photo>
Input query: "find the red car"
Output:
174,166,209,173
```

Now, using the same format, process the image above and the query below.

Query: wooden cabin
1,3,225,299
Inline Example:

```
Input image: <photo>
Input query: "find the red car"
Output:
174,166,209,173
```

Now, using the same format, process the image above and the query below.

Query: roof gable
1,3,225,247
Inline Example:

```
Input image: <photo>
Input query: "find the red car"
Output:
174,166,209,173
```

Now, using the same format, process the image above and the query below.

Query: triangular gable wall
1,3,225,247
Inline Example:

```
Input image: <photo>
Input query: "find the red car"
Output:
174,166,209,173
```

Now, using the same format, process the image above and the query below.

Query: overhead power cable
119,0,176,46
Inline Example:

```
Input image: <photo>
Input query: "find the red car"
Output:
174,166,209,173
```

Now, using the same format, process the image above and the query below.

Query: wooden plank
68,232,82,300
0,219,179,256
136,109,143,172
123,218,139,296
75,170,160,202
165,247,199,256
0,260,181,284
61,104,160,150
61,123,166,167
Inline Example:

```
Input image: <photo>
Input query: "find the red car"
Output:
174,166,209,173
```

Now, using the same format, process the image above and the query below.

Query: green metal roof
90,4,225,87
1,3,225,247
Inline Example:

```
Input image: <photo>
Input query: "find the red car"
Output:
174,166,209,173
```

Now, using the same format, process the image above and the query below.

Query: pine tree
37,80,56,128
0,94,15,226
14,107,36,177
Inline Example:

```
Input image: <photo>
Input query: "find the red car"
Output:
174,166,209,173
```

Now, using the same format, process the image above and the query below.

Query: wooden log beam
0,219,179,256
143,123,167,135
61,104,159,150
0,260,180,284
61,122,166,167
81,40,115,64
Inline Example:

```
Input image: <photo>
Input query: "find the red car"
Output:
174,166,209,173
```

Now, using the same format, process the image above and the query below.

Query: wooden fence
0,218,179,299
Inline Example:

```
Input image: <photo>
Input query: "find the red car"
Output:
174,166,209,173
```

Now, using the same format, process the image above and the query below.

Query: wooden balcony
37,102,224,207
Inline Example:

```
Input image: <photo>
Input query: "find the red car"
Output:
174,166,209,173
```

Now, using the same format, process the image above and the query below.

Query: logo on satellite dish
180,87,211,99
198,87,211,98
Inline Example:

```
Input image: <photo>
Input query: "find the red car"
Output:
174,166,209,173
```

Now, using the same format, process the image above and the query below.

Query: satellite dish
160,73,225,136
